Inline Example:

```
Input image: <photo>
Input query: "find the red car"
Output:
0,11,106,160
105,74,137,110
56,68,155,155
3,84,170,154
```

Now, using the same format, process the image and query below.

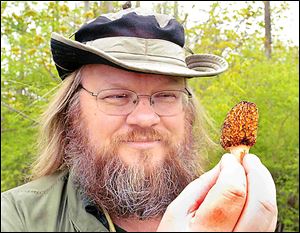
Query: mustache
111,128,172,145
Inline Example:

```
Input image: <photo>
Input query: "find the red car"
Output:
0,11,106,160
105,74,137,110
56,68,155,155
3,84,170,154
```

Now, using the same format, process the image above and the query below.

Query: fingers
169,162,221,215
190,153,247,232
233,154,278,232
157,164,221,231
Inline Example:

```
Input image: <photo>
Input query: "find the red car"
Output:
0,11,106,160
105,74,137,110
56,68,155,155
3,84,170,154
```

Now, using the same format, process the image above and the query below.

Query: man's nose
126,97,160,128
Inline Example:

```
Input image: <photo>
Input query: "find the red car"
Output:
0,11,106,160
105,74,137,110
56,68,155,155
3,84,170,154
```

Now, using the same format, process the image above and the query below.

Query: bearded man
1,7,277,232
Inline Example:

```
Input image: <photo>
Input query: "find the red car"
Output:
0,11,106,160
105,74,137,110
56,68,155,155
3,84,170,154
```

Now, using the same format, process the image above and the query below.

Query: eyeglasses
79,84,192,116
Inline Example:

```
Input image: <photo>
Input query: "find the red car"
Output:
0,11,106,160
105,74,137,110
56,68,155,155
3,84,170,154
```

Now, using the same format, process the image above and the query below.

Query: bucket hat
51,7,228,80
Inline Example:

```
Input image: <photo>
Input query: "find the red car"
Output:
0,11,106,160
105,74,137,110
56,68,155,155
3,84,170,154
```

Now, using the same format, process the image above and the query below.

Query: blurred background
1,1,298,231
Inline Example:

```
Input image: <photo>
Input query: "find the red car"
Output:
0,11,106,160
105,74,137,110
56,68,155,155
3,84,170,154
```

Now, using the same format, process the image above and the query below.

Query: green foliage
187,2,299,231
1,1,299,232
1,1,122,190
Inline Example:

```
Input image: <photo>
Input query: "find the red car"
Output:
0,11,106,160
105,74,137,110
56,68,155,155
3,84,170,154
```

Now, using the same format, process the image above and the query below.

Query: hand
157,153,277,232
234,153,278,231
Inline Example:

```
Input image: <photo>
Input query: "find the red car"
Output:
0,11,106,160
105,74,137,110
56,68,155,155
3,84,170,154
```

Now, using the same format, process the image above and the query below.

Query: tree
174,1,178,19
264,1,272,59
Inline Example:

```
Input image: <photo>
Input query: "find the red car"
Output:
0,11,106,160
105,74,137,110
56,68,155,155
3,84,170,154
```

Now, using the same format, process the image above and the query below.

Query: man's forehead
81,64,185,87
102,74,184,85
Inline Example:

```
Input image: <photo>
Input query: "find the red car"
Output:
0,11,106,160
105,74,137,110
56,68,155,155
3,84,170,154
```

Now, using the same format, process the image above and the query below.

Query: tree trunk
102,1,113,13
84,1,89,12
84,1,90,22
135,1,140,8
174,1,178,20
264,1,272,59
162,2,168,14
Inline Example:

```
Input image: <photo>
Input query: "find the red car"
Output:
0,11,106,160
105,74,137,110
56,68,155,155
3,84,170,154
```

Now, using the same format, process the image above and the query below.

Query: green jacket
1,170,112,232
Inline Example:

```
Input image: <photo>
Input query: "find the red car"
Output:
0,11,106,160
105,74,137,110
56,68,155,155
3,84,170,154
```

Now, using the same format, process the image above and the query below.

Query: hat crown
75,7,185,47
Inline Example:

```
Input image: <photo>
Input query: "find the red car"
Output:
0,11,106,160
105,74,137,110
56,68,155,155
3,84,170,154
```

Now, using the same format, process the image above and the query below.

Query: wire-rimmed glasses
80,84,192,116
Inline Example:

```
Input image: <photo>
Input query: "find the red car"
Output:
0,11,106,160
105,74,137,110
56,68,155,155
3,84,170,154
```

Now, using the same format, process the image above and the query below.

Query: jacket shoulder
1,170,72,232
2,170,68,195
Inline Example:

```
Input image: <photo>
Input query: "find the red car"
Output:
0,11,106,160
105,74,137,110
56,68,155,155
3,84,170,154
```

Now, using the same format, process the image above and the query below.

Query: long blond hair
31,69,216,180
31,69,82,179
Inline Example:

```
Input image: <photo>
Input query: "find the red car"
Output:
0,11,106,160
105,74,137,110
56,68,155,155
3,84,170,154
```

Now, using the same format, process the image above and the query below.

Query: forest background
1,1,299,232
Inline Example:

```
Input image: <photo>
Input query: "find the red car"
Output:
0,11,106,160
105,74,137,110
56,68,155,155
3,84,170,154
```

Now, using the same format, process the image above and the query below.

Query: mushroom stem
229,145,250,163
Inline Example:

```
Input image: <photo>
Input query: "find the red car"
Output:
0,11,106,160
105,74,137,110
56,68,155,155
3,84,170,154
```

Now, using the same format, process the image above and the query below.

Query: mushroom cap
220,101,259,150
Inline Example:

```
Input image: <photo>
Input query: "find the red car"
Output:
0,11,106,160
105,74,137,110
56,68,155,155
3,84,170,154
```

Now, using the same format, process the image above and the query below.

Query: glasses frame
79,84,193,116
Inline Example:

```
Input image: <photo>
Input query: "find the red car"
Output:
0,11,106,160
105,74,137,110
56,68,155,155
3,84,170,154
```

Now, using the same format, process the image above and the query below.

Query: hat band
85,36,186,67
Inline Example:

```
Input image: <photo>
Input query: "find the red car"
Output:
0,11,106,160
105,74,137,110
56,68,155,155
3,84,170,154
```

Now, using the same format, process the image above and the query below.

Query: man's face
80,64,186,169
66,64,201,218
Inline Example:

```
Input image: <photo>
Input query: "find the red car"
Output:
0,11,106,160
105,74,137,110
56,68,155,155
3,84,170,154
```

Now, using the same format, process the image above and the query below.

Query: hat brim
51,33,228,80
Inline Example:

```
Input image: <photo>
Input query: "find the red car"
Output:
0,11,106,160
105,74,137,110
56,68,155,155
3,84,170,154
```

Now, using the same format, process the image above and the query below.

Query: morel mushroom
220,101,259,163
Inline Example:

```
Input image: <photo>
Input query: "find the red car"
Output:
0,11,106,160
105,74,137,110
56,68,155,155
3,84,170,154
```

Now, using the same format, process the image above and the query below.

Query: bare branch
41,59,60,82
1,101,39,124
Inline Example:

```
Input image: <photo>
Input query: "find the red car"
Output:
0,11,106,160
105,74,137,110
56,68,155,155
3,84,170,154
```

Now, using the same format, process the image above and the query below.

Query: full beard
64,109,203,220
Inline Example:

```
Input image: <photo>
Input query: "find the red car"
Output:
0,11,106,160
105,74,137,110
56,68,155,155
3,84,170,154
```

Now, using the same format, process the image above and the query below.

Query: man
1,7,277,232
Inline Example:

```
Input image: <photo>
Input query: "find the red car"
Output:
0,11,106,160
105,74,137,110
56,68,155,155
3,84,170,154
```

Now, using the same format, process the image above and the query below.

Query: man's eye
104,94,128,99
155,92,178,99
153,92,180,104
100,93,131,106
157,93,175,98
